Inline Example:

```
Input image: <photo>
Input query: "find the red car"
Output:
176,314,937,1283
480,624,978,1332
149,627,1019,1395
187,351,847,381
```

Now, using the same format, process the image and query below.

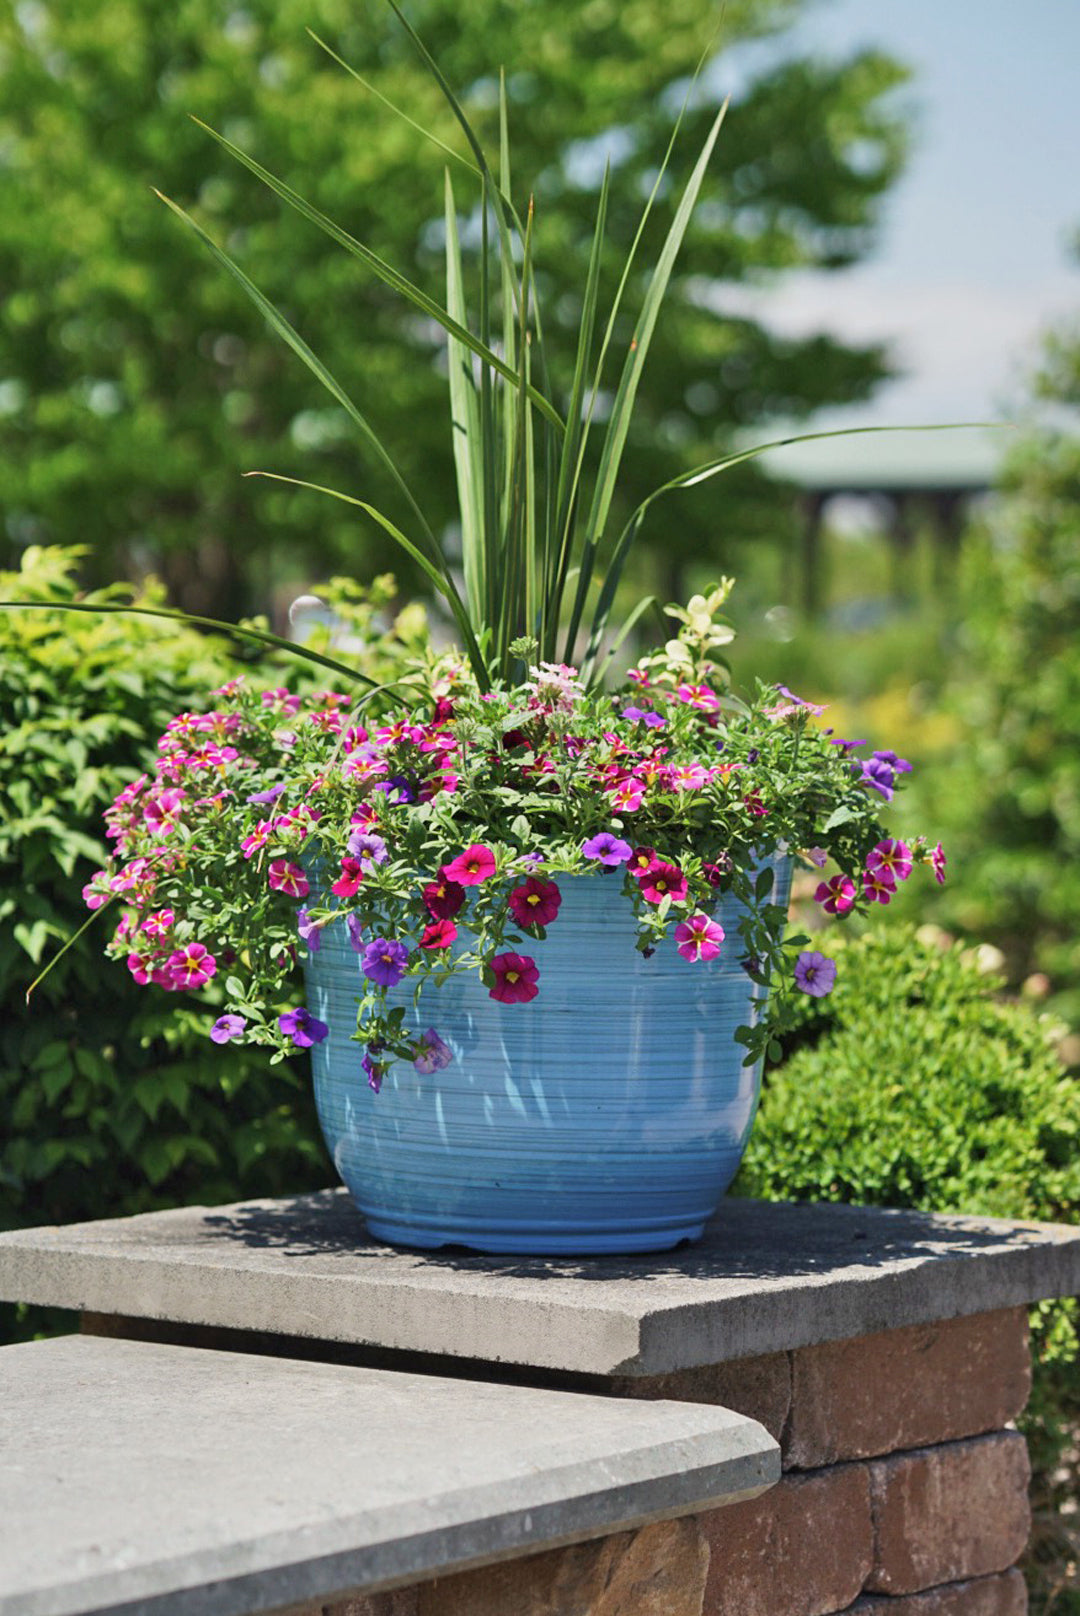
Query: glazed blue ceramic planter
304,862,790,1255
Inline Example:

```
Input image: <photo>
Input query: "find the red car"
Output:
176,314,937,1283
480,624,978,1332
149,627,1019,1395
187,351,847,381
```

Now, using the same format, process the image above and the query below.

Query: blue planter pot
304,862,790,1256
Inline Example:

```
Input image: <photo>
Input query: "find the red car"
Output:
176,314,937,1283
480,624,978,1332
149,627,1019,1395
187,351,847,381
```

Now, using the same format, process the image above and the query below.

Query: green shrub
0,547,331,1343
736,923,1080,1614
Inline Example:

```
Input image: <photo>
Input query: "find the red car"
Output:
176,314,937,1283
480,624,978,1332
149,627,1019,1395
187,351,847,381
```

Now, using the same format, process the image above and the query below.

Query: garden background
2,1,1079,1609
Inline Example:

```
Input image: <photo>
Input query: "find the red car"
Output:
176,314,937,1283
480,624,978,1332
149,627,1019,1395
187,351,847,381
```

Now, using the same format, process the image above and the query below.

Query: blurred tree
0,0,909,619
909,257,1080,1035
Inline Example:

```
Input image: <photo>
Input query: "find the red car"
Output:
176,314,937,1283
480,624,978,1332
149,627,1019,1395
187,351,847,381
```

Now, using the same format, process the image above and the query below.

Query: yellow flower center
507,970,520,984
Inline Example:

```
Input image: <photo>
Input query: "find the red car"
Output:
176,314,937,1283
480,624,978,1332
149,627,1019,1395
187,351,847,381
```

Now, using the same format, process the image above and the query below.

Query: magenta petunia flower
362,1049,385,1093
627,846,660,879
862,867,897,905
442,844,497,886
582,832,632,867
867,838,913,882
141,908,176,938
167,942,217,990
794,951,837,998
815,874,857,916
268,859,309,899
331,857,365,898
931,842,947,884
278,1006,329,1047
241,820,273,860
413,1027,453,1074
82,871,111,910
608,777,645,812
674,912,725,962
488,951,540,1004
423,875,467,919
361,937,410,987
676,683,720,711
508,877,562,928
210,1014,247,1044
420,919,457,950
639,861,688,905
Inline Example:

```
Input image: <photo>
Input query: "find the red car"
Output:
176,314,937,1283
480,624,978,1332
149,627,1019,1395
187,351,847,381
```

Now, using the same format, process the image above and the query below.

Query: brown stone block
324,1595,420,1616
849,1568,1028,1614
613,1351,792,1443
418,1516,709,1616
786,1309,1031,1469
702,1463,873,1616
867,1432,1031,1596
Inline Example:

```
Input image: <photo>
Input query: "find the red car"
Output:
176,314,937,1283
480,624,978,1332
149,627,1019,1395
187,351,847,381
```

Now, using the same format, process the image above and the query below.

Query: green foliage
736,923,1080,1616
0,0,909,614
739,925,1079,1222
898,283,1080,1034
0,547,330,1343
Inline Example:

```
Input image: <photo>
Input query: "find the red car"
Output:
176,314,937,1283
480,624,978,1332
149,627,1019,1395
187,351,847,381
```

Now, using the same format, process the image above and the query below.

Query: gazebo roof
753,424,1006,493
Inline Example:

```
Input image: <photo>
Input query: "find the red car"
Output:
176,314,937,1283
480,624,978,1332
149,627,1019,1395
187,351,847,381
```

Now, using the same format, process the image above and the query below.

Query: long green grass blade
0,599,378,685
245,472,490,688
190,120,565,435
155,190,438,554
306,29,480,178
444,171,485,626
582,97,730,552
547,162,610,652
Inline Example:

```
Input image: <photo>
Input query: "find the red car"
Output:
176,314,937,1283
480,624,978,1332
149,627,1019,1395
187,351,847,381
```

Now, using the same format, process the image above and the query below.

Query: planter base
360,1204,707,1256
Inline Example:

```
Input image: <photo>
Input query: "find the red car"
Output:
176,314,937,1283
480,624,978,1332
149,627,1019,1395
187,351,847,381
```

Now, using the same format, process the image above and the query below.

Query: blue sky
724,0,1080,434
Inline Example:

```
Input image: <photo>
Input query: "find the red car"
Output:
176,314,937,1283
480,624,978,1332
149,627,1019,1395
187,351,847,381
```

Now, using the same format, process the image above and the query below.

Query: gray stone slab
0,1334,776,1616
2,1192,1079,1377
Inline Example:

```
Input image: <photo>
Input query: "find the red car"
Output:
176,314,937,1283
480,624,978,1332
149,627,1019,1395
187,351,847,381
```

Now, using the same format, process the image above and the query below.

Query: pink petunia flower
420,919,458,950
815,875,857,916
931,842,947,884
167,942,217,990
331,857,365,898
862,867,897,905
676,684,721,711
675,912,725,962
867,838,913,882
608,777,645,813
442,844,497,886
268,860,309,899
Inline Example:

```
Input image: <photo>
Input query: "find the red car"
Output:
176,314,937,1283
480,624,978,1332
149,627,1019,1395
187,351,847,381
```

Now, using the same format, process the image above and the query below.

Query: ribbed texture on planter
304,864,790,1255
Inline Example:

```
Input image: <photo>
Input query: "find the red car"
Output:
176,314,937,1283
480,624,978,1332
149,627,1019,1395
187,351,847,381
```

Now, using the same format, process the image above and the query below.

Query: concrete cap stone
1,1192,1079,1377
0,1334,777,1616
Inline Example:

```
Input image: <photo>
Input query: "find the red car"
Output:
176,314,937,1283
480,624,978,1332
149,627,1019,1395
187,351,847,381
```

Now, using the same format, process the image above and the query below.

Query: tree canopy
0,0,910,617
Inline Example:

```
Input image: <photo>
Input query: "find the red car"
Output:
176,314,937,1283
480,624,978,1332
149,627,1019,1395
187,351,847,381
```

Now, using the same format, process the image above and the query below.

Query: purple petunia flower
581,832,633,867
361,936,410,987
346,913,365,953
210,1013,246,1044
278,1007,329,1048
860,757,897,801
346,829,389,869
246,784,286,806
362,1048,385,1093
794,951,837,998
371,774,417,805
413,1027,453,1075
297,908,321,955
